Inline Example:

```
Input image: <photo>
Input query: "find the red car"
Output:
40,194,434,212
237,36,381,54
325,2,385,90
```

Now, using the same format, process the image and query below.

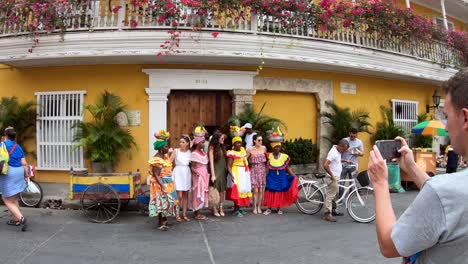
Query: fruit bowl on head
268,136,284,142
231,131,244,137
193,132,206,137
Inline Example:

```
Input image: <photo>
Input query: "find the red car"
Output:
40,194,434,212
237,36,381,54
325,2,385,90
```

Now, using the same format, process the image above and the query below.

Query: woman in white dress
170,135,192,222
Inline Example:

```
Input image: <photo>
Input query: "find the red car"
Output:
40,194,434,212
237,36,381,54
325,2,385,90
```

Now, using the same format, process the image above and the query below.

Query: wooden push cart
69,171,142,223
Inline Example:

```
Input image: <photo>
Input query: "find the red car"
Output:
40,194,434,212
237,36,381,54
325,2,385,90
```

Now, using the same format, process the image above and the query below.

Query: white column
405,0,411,9
440,0,449,31
145,88,170,158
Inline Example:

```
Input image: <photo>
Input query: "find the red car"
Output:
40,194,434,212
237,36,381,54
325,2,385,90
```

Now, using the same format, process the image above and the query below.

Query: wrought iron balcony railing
0,1,463,67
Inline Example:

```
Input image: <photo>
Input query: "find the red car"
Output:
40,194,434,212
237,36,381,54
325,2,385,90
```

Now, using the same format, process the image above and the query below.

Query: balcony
0,1,463,83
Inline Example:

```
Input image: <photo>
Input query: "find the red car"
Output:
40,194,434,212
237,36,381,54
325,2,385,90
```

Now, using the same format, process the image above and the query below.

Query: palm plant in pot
74,91,137,173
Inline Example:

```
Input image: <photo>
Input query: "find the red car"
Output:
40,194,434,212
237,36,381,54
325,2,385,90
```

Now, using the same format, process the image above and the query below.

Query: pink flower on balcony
211,32,219,38
158,16,167,23
130,19,138,28
112,6,122,13
343,18,352,28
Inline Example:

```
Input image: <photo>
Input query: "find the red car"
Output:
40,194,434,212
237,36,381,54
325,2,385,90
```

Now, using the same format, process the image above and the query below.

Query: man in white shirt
242,123,257,149
323,139,349,222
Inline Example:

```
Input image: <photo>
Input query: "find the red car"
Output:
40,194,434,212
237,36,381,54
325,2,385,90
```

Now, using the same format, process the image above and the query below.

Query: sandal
234,210,243,218
158,225,169,231
263,209,271,216
219,205,225,217
195,214,208,220
19,217,27,232
6,219,20,226
176,215,183,222
183,216,190,222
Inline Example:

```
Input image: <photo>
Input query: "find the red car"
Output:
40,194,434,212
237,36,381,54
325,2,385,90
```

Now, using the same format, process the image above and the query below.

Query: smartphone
375,140,401,161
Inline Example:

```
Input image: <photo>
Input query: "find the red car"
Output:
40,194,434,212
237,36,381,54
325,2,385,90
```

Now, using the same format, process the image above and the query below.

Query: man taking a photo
368,68,468,263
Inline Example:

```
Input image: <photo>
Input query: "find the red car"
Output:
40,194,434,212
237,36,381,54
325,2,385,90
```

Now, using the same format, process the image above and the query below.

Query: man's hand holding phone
394,136,416,174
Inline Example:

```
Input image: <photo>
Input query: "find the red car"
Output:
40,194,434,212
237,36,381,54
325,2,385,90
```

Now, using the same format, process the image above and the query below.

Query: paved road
0,191,418,264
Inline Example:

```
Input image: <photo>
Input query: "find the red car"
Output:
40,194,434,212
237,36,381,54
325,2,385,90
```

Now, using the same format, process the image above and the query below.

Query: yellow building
0,0,466,183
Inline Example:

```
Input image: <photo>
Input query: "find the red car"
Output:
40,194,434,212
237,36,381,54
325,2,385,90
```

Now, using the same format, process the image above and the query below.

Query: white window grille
392,99,419,134
35,91,86,170
434,16,454,31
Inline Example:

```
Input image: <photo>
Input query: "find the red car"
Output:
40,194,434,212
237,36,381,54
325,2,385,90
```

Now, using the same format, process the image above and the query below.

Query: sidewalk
40,183,80,209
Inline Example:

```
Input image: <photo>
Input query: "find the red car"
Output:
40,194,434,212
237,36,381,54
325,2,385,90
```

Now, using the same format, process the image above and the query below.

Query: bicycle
295,165,375,223
18,165,43,207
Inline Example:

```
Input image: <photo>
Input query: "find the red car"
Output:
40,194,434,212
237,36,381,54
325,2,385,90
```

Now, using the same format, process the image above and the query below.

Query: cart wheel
81,183,121,223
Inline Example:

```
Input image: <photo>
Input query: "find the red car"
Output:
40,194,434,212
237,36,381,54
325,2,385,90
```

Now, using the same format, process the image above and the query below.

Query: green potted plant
282,138,319,174
321,101,372,145
74,91,137,173
0,97,36,154
371,106,407,143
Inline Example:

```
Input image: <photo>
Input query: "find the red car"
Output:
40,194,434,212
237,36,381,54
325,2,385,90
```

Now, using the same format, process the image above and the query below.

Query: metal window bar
35,91,86,170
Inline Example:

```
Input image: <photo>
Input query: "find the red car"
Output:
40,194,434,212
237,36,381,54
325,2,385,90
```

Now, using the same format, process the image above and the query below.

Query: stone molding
0,31,458,84
254,77,333,170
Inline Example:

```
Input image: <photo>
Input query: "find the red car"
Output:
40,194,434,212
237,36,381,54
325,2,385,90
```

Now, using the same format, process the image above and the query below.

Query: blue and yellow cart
70,171,142,223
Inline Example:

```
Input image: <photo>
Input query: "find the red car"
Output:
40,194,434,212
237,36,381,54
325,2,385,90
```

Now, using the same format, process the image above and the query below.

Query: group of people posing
147,124,298,231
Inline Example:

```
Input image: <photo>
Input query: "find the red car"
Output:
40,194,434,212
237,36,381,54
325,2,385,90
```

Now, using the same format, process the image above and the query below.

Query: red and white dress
226,147,252,206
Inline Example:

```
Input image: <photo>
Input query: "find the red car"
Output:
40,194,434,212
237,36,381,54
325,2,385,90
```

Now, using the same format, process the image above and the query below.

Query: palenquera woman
263,132,298,215
148,130,178,231
226,136,252,217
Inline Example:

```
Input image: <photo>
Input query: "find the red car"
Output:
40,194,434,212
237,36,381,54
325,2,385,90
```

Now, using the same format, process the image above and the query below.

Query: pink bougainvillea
0,0,466,66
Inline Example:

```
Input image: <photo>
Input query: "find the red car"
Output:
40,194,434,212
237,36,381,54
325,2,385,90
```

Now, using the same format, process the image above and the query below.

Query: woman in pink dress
247,134,267,214
190,136,209,220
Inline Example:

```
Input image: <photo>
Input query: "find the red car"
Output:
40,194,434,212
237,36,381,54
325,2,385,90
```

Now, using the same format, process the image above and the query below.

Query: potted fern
74,91,137,173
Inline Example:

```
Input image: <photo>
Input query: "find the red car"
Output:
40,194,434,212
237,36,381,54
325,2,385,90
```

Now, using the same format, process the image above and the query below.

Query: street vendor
148,130,178,231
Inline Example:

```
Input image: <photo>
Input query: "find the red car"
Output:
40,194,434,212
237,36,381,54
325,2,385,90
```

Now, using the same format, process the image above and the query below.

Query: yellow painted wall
255,68,437,171
0,65,149,183
0,64,437,181
253,91,317,141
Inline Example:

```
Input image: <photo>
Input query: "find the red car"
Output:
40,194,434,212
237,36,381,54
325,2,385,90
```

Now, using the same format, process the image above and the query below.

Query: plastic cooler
387,162,405,193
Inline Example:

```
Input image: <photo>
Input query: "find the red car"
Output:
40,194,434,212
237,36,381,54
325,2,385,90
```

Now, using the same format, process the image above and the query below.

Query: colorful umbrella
411,120,448,136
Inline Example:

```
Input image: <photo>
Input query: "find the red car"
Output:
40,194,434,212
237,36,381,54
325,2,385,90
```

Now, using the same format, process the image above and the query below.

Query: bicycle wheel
20,180,43,208
295,183,324,215
346,187,375,223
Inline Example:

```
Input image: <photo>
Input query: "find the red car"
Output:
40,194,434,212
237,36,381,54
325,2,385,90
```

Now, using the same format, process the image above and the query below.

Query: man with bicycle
368,68,468,263
323,139,349,222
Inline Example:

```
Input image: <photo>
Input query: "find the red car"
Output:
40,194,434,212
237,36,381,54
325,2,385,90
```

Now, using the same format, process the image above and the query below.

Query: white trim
0,31,458,84
143,69,257,158
143,69,257,91
35,91,87,96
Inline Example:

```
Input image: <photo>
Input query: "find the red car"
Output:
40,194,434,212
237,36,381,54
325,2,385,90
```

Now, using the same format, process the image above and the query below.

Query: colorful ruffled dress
264,153,298,208
249,153,267,187
190,150,209,210
226,147,252,206
148,154,178,217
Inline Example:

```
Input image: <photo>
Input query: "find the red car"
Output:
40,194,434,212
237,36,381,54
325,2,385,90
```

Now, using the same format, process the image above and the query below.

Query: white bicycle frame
298,176,368,207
